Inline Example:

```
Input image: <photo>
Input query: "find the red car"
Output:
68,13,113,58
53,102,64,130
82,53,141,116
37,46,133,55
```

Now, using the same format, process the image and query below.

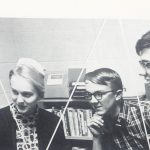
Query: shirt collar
115,100,130,126
10,103,39,121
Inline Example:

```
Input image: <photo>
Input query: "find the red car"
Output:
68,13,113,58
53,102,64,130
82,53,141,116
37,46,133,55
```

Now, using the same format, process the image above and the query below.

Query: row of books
47,107,93,138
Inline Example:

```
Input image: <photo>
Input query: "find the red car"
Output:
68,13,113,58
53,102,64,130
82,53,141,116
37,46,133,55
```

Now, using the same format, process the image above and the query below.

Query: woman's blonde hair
9,58,45,98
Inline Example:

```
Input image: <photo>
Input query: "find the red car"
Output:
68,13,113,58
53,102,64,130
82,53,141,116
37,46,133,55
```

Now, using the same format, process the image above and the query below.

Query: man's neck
106,102,121,120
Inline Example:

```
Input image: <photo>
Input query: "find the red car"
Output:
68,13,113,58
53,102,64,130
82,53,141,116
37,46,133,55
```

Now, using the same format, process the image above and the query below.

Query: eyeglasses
139,60,150,69
85,90,114,101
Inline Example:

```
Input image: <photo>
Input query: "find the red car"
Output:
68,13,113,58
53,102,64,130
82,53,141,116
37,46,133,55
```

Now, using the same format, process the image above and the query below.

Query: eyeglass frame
85,90,116,101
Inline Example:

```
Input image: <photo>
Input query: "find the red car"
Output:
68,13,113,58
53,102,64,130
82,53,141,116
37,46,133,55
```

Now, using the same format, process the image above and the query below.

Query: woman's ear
115,90,123,101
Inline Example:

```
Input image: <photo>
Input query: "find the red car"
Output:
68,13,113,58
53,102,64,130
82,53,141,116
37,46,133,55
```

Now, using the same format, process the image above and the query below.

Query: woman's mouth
17,105,27,110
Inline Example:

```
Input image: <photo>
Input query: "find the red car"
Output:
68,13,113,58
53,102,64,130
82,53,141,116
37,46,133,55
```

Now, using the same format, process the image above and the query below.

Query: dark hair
85,68,123,91
9,65,45,98
136,31,150,55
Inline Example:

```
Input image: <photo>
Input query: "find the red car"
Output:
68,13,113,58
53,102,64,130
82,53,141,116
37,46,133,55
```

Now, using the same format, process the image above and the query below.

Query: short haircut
136,31,150,56
85,68,123,91
9,65,45,98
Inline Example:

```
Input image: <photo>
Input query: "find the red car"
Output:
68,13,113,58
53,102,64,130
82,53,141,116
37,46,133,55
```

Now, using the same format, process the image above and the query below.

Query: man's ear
115,90,123,101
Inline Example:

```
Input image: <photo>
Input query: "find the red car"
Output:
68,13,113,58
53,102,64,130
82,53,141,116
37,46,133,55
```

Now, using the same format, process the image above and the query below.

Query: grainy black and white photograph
0,18,150,150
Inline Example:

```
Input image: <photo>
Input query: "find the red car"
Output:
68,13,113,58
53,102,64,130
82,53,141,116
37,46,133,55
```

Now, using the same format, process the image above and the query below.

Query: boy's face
85,80,117,116
140,48,150,82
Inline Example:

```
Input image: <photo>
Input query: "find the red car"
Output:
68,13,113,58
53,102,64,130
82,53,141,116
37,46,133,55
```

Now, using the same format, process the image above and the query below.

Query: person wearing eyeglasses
136,31,150,83
85,68,149,150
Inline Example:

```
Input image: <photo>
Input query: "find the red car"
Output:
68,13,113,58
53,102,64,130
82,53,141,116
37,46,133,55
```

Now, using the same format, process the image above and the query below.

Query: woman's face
10,75,39,115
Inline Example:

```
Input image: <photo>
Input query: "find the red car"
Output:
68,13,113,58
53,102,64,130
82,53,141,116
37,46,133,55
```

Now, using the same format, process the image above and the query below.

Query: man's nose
141,67,150,81
17,94,24,103
140,66,147,75
139,67,148,79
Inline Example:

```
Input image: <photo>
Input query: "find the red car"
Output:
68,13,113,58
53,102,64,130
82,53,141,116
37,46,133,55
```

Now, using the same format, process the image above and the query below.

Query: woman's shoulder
38,108,59,117
38,108,60,123
37,108,64,137
0,106,13,128
0,106,11,116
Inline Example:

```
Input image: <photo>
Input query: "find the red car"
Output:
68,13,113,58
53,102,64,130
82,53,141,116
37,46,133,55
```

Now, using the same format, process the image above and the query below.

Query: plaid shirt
109,100,150,150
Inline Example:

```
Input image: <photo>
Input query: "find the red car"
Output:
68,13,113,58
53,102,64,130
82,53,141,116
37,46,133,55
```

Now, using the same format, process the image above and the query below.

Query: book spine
80,109,86,136
83,109,88,136
77,109,82,136
73,109,80,136
67,108,76,136
60,109,70,136
86,109,93,137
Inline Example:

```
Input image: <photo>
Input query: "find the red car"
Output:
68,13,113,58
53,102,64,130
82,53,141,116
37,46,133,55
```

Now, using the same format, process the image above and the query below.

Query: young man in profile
136,31,150,84
85,68,149,150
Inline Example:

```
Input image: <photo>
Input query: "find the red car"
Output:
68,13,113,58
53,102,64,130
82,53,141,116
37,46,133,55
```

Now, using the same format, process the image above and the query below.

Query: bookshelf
66,136,92,140
38,98,92,109
38,98,93,140
38,98,93,150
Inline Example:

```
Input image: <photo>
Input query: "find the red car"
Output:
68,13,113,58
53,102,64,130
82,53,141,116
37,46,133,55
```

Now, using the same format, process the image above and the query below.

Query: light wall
0,18,149,108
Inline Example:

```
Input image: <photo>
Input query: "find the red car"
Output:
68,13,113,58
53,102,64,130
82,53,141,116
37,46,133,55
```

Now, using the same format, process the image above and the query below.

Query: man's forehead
85,80,112,91
140,48,150,61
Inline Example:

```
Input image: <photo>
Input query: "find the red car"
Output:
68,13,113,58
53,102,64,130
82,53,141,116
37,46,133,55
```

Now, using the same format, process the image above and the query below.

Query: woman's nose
17,94,24,103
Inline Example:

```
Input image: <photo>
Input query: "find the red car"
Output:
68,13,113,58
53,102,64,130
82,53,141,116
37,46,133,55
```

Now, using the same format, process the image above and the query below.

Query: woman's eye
22,93,33,98
12,89,18,95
